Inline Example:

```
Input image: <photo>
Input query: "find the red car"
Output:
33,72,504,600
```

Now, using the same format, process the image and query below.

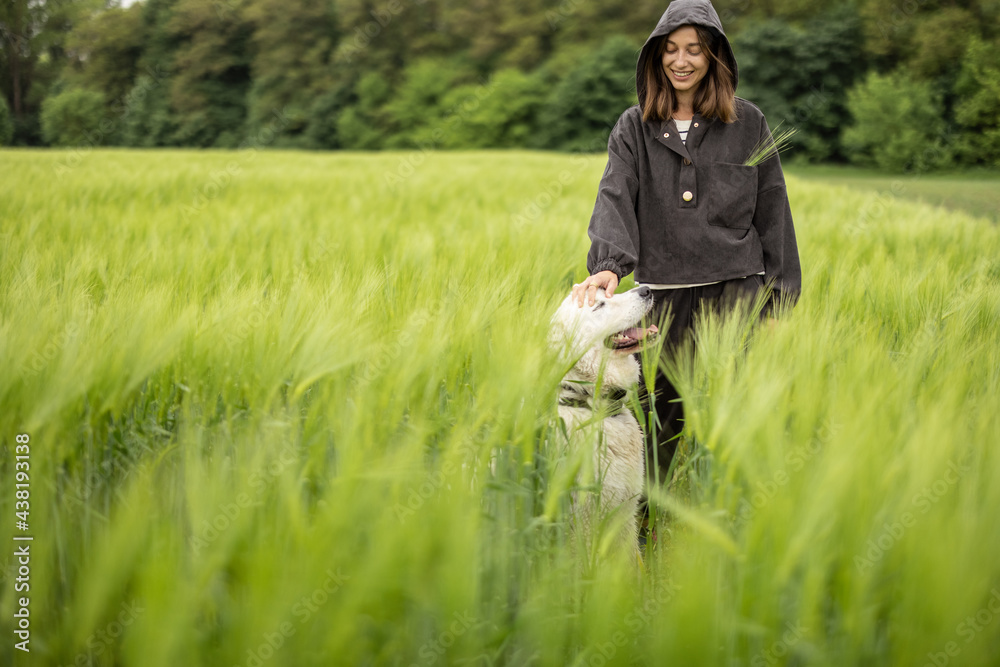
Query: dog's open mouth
606,324,659,351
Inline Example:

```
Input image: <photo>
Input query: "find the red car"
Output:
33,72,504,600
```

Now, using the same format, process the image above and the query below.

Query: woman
571,0,802,482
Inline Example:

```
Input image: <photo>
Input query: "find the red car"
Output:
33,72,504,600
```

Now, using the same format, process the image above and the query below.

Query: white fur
549,286,655,562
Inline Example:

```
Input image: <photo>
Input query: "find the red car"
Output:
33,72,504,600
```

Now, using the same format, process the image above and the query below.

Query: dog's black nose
636,285,651,298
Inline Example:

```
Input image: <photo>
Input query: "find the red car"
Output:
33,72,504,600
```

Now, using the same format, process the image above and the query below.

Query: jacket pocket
705,162,758,230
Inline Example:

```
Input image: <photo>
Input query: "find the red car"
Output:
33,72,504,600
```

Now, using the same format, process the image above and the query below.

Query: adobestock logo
408,611,476,666
923,588,1000,667
854,456,971,573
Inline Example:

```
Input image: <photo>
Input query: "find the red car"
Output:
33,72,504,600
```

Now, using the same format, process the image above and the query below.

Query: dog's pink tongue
624,325,658,340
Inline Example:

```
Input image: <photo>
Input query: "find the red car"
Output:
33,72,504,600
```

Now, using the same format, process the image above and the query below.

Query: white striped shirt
675,118,692,144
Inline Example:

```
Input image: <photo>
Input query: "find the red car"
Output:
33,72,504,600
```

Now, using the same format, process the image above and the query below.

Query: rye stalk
744,121,798,166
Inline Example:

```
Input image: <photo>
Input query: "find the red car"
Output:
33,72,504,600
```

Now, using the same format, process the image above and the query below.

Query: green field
2,149,999,666
786,164,1000,223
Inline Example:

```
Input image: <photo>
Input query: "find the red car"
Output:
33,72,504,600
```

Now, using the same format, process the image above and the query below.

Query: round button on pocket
682,191,694,202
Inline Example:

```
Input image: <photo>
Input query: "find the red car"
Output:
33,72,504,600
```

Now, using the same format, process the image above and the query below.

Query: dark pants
639,274,768,484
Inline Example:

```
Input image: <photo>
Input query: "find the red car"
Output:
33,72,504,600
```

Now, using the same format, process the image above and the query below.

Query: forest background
1,0,999,172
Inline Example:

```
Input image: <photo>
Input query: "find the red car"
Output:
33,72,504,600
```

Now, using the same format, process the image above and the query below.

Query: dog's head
550,285,659,386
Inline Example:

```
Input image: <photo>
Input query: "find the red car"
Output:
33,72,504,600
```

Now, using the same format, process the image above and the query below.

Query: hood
635,0,739,109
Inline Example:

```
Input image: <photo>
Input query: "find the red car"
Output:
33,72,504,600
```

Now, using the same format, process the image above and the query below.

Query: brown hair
640,25,737,124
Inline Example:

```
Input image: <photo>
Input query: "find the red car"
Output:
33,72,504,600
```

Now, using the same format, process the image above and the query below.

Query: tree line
1,0,998,170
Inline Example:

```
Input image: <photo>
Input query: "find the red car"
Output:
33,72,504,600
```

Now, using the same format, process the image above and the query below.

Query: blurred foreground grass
1,149,999,666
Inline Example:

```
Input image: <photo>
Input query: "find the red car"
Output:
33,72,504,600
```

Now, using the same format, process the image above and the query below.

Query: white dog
549,285,658,561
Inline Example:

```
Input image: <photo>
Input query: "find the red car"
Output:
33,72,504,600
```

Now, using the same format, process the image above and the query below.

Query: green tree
843,69,951,172
439,68,550,148
734,7,867,162
244,0,340,147
305,80,353,149
410,0,548,72
120,0,181,147
1,0,102,144
166,0,253,147
40,86,106,146
476,0,558,70
0,0,32,119
62,5,145,108
336,71,392,150
383,56,475,148
859,0,1000,72
905,7,978,81
60,5,145,144
536,35,638,151
334,0,456,76
121,71,174,147
954,36,1000,166
0,93,13,145
549,0,664,51
718,0,836,26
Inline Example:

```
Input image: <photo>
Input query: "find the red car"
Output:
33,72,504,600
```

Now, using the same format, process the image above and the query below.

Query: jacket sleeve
586,113,642,279
750,115,802,313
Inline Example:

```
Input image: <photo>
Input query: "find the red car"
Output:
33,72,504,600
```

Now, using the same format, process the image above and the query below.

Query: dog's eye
592,302,606,310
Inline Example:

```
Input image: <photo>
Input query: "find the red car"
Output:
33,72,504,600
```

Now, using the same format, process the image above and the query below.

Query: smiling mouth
605,324,659,351
672,70,694,79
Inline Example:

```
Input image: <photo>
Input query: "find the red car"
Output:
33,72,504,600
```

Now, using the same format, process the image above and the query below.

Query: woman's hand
572,270,619,307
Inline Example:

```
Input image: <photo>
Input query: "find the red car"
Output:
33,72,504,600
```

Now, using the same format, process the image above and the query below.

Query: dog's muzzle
604,286,658,351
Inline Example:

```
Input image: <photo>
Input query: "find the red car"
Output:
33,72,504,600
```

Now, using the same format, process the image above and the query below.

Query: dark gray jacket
587,0,801,307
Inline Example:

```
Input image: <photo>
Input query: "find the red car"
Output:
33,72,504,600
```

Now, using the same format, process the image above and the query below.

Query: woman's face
661,26,709,95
